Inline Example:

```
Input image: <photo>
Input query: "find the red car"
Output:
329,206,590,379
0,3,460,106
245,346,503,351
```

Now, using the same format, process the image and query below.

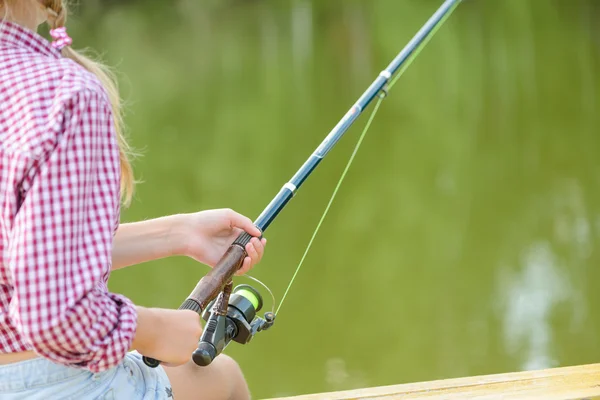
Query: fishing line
143,0,462,370
388,0,459,91
276,95,384,315
275,1,460,315
244,274,276,314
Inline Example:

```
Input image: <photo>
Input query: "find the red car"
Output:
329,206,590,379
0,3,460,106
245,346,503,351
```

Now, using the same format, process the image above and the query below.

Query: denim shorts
0,351,174,399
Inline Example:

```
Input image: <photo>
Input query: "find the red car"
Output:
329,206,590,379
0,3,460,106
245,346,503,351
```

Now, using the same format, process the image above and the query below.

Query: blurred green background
68,0,600,398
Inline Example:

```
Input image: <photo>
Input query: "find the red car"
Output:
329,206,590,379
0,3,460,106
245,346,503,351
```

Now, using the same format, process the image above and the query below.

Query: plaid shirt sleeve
6,88,137,373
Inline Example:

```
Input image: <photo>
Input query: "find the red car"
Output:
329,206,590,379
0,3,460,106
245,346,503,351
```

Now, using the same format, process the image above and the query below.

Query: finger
253,237,266,262
246,240,260,265
227,209,261,237
236,256,253,276
252,237,265,260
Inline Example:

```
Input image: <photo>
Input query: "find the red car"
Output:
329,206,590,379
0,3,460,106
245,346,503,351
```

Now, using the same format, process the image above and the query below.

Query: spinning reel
193,283,275,366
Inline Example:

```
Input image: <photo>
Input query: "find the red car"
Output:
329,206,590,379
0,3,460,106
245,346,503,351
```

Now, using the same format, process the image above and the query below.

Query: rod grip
233,231,254,248
142,231,253,369
185,242,247,311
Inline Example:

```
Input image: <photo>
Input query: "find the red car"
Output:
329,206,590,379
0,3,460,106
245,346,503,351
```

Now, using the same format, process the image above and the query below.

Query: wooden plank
268,364,600,400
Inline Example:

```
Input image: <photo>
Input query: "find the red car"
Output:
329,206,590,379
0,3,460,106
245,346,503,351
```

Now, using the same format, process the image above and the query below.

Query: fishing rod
143,0,462,369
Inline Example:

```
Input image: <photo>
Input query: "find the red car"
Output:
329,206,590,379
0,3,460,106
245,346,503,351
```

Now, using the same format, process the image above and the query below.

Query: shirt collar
0,20,61,59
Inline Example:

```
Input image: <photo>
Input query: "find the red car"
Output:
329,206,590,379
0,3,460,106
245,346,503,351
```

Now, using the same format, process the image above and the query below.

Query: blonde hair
2,0,135,205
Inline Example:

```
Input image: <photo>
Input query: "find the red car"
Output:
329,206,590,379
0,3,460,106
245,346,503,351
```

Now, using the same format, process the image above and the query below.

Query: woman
0,1,266,399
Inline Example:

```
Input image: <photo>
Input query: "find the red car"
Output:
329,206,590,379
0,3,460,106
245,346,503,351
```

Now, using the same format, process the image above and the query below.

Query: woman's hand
133,307,203,367
175,209,267,275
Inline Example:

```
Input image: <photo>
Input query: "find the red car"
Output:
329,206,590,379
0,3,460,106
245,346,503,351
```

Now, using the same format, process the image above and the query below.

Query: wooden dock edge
267,363,600,399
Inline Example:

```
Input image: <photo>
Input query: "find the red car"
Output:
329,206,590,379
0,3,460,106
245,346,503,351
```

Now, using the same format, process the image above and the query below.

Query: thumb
227,210,262,237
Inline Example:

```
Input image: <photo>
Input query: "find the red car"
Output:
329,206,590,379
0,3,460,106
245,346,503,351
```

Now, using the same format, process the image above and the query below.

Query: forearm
112,216,187,270
131,305,160,354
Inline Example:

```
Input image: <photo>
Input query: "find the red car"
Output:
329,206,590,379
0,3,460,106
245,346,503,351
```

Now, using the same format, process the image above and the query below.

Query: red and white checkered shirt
0,21,137,372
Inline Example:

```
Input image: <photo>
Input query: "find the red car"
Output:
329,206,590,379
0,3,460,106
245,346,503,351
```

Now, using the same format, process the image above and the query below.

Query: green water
70,0,600,398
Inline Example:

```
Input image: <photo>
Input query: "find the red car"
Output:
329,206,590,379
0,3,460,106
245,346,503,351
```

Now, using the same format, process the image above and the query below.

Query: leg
162,354,250,400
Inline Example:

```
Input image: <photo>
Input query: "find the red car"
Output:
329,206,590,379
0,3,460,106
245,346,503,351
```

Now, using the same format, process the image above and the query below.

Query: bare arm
131,305,203,367
112,216,186,270
111,209,266,272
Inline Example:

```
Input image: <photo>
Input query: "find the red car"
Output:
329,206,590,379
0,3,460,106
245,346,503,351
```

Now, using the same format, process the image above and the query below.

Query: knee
211,354,250,400
216,354,242,375
166,354,250,400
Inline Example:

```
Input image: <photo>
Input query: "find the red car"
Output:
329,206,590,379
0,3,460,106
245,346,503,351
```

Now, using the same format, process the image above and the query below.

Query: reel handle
142,231,255,369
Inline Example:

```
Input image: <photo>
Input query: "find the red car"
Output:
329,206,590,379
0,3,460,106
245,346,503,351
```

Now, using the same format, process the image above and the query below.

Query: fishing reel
193,284,275,367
